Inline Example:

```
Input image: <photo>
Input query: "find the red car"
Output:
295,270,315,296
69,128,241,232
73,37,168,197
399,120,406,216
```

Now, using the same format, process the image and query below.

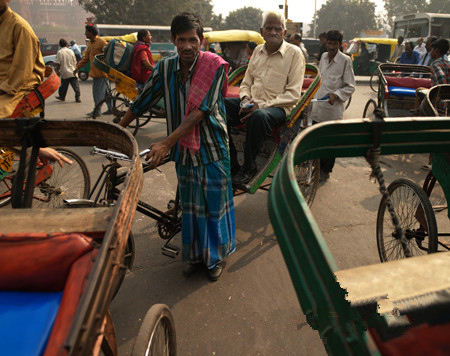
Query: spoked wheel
294,159,320,206
93,97,139,136
363,99,378,119
376,178,438,262
131,304,177,356
344,95,352,111
34,148,90,209
369,71,379,93
0,147,18,207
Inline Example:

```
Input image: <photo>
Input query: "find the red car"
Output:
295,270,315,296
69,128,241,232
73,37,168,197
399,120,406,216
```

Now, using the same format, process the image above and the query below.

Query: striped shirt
431,56,450,86
130,52,229,167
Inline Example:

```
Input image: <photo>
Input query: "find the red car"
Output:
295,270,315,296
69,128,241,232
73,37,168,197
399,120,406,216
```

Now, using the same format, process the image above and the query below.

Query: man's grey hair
261,11,286,29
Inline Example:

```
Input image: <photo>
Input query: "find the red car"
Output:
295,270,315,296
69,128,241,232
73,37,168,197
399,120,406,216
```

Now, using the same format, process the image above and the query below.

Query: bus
393,13,450,43
96,24,212,43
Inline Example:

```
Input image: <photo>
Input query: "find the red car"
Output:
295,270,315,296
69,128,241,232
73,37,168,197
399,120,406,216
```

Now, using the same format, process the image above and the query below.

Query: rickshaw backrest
385,76,431,89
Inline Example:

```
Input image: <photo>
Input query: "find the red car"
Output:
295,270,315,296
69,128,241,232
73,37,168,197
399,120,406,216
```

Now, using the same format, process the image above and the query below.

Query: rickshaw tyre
376,178,438,263
369,72,379,93
363,99,378,119
112,231,135,299
294,159,320,207
78,71,88,81
131,304,177,356
93,97,139,136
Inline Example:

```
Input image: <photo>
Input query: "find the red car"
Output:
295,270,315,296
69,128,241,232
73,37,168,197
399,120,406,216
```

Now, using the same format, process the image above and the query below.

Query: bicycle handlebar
91,146,151,161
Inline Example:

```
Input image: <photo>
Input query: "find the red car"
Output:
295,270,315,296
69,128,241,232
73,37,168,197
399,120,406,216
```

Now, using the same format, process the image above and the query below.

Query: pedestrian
290,32,309,62
309,29,356,182
399,41,420,65
131,29,155,85
74,25,111,117
419,36,439,66
69,40,82,62
316,32,327,63
55,38,81,103
225,11,304,185
118,12,235,281
414,37,427,61
391,36,405,62
0,0,71,165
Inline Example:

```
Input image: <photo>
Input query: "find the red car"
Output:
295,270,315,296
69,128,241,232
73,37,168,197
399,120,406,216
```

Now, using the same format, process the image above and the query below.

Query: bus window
407,19,429,38
431,18,450,38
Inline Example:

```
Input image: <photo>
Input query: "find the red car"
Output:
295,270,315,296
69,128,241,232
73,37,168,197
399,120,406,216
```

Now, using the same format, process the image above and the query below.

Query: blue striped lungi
176,156,236,269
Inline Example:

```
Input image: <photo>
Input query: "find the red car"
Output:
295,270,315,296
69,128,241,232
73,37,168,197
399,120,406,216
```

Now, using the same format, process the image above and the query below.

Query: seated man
399,41,420,65
131,29,155,85
225,11,304,185
430,39,450,86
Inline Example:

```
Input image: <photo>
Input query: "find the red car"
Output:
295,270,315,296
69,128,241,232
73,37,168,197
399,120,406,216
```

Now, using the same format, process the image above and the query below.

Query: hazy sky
211,0,385,25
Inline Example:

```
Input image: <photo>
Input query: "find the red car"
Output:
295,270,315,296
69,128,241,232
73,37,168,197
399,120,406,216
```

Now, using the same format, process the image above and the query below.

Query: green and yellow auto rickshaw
345,37,398,75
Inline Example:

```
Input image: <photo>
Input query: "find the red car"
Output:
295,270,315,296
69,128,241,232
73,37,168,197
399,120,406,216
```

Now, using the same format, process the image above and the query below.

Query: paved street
43,77,449,355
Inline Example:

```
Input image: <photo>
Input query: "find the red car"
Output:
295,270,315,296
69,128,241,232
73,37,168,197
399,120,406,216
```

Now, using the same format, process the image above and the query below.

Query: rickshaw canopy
203,30,265,46
346,37,398,58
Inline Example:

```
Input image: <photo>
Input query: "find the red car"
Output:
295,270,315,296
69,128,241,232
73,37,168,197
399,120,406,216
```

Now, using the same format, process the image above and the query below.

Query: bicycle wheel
131,304,177,356
376,178,438,262
344,95,352,111
294,159,320,207
0,150,18,207
113,231,135,298
363,99,378,119
33,148,90,208
93,97,139,136
369,72,379,93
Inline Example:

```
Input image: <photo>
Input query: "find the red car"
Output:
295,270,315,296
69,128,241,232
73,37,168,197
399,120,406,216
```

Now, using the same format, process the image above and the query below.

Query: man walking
74,25,109,117
309,29,355,182
225,11,304,185
119,12,235,281
55,39,81,103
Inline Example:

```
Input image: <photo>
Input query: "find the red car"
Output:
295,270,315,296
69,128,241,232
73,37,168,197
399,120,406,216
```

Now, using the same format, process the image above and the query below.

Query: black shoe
86,111,100,118
76,98,81,103
102,109,113,115
183,263,201,276
55,96,65,101
232,167,257,185
208,262,223,281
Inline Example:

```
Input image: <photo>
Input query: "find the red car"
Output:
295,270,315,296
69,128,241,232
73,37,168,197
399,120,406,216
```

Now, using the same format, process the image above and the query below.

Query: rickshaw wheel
376,178,438,262
363,99,378,119
294,159,320,207
131,304,177,356
113,232,135,298
93,97,139,136
369,72,379,93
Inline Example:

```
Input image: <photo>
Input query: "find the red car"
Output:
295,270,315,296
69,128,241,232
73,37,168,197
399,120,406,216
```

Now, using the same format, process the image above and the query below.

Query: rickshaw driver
118,12,236,281
0,0,71,167
225,11,304,185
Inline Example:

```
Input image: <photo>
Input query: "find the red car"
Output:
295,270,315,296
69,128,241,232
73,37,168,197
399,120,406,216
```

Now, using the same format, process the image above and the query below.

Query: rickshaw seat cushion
302,78,313,89
388,86,417,97
0,291,62,356
0,233,94,292
226,86,240,98
385,76,431,89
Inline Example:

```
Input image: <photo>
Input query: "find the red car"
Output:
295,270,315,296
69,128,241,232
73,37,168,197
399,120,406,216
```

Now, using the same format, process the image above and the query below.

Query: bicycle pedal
161,244,180,258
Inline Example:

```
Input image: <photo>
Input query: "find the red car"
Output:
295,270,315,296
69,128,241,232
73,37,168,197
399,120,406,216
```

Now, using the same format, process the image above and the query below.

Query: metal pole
285,0,288,20
313,0,317,38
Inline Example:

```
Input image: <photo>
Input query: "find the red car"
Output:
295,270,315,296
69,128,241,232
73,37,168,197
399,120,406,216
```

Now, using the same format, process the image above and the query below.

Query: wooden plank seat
0,232,99,355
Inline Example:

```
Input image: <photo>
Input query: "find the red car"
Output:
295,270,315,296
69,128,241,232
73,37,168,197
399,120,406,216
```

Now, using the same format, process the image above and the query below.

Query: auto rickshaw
202,30,265,71
345,37,398,75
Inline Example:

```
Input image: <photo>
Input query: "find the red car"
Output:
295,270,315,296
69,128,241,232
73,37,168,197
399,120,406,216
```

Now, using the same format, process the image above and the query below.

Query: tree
222,7,263,32
384,0,427,23
427,0,450,13
314,0,379,40
78,0,215,26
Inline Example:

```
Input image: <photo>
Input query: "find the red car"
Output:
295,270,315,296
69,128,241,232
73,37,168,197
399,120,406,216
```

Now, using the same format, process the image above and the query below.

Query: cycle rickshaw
363,63,431,115
268,115,450,355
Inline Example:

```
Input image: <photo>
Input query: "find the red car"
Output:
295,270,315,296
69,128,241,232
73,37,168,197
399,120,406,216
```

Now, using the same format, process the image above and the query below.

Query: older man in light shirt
225,10,304,185
310,29,355,181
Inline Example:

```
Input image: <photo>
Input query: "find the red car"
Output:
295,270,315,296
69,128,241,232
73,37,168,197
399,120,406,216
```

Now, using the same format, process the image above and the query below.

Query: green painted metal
267,118,450,354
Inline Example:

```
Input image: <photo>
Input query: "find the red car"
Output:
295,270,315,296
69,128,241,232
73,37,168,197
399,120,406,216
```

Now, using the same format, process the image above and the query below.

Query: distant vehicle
302,38,321,62
393,12,450,43
40,43,59,56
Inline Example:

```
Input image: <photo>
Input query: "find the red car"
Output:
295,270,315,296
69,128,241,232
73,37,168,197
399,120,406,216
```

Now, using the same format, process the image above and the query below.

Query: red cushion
386,76,431,89
226,86,240,98
302,78,313,89
0,233,94,291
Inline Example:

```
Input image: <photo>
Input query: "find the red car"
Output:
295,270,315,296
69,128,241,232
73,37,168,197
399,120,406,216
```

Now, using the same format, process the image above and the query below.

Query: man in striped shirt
119,12,235,281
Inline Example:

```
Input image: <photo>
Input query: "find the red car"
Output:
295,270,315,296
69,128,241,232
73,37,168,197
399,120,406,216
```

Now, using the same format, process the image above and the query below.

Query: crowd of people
1,0,450,281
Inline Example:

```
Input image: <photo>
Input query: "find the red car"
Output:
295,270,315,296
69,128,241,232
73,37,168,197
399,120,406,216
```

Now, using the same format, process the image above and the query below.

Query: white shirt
55,47,77,79
309,50,356,123
414,43,427,60
240,41,304,116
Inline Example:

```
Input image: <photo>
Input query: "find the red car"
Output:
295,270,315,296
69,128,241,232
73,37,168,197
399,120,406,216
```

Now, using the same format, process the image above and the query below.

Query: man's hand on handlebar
145,142,169,169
